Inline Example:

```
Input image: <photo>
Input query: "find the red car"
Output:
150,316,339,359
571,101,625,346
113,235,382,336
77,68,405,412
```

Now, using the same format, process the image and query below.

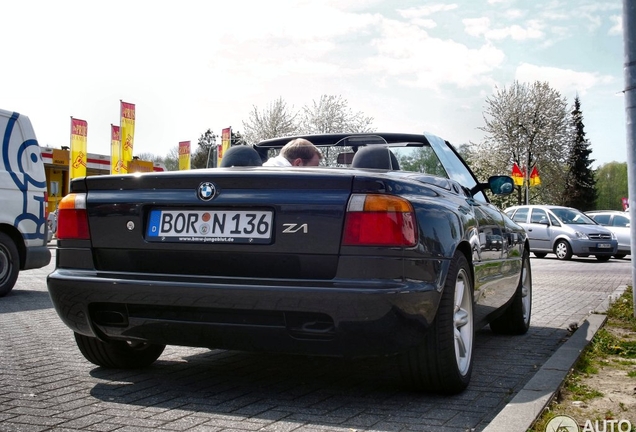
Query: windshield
551,208,596,225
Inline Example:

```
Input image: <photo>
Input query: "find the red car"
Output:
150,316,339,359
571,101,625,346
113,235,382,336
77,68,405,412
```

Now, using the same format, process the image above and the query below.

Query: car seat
351,146,400,170
219,146,263,167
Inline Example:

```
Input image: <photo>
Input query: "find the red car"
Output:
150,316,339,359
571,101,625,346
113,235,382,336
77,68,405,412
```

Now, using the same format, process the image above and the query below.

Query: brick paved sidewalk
0,253,631,431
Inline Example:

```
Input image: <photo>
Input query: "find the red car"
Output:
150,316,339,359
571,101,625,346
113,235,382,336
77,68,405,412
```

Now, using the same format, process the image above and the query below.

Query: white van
0,108,51,296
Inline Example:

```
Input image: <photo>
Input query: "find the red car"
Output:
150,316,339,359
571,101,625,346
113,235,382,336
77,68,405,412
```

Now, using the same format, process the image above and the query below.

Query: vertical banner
178,141,191,170
70,117,88,179
120,101,135,172
110,124,122,174
217,127,232,166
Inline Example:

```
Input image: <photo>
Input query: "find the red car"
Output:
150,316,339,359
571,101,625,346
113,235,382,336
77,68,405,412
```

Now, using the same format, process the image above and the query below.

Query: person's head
280,138,322,166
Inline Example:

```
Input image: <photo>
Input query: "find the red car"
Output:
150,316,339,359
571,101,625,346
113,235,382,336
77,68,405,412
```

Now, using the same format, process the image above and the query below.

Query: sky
1,0,628,167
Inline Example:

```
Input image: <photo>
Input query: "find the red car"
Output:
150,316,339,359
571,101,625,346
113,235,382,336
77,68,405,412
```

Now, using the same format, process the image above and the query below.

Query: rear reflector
44,192,49,218
342,194,417,247
57,193,90,240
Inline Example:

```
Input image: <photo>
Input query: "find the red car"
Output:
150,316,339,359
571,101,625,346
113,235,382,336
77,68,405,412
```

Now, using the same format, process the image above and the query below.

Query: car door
471,202,518,325
526,208,551,252
510,207,534,247
609,214,631,252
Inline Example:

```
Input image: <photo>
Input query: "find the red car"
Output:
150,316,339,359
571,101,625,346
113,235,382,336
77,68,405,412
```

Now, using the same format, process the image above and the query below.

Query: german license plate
146,209,273,244
597,243,612,249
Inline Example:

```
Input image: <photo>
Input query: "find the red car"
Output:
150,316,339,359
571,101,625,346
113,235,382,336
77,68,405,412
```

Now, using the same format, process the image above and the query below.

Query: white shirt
262,155,291,167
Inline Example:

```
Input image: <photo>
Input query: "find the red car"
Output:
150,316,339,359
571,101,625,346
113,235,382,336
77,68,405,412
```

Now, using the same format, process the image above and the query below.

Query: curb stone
481,284,629,432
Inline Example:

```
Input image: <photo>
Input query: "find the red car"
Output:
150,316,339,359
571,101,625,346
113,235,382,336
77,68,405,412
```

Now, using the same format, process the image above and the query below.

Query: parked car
0,108,51,296
504,205,618,261
47,210,57,242
485,234,503,250
585,210,630,259
47,132,532,394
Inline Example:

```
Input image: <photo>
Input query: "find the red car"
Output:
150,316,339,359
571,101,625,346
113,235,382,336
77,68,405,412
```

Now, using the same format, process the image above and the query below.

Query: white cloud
609,15,623,35
485,21,544,41
398,4,458,18
367,20,504,90
463,17,491,37
515,63,614,97
411,19,438,29
463,17,543,41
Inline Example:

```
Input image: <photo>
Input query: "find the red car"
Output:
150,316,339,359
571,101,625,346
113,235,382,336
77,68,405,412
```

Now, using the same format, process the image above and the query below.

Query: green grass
529,287,635,432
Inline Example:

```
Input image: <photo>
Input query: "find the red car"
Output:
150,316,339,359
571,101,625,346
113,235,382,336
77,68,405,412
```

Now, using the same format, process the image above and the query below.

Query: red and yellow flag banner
217,127,231,166
110,124,122,174
120,101,135,172
70,117,87,180
511,163,524,186
179,141,191,170
529,166,541,187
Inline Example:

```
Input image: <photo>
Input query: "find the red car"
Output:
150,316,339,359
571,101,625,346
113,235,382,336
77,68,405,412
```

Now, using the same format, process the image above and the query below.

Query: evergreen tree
562,96,596,211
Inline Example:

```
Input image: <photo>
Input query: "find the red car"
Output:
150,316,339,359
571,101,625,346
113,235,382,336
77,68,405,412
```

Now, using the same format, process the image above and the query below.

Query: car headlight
575,231,589,239
610,232,617,240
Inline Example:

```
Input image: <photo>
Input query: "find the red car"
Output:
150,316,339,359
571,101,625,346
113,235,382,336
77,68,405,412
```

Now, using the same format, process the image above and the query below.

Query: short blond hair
280,138,322,163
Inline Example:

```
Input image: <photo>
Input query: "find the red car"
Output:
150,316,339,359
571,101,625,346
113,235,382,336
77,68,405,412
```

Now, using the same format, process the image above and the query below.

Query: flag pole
525,155,530,205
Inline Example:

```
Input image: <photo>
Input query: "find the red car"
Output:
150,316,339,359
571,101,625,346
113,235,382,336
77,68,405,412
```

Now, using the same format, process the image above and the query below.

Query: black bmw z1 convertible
47,132,531,394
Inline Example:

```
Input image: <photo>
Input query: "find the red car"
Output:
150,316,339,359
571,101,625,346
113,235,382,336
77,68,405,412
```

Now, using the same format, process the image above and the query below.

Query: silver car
585,210,631,259
504,205,618,261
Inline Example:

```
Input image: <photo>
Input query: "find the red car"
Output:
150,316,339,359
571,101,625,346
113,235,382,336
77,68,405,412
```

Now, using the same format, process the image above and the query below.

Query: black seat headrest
351,146,399,170
220,146,263,167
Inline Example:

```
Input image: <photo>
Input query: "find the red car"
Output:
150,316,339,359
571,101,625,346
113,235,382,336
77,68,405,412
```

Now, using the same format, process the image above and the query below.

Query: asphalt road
0,247,632,432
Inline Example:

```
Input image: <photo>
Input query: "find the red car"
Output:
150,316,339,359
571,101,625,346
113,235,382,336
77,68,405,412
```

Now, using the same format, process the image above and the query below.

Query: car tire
613,254,626,259
596,255,611,262
533,252,547,258
0,232,20,297
74,333,165,369
554,240,572,260
490,248,532,335
399,252,474,394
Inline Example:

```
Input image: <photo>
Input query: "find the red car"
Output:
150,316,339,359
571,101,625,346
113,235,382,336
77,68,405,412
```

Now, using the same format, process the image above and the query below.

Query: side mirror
470,175,514,196
489,175,514,195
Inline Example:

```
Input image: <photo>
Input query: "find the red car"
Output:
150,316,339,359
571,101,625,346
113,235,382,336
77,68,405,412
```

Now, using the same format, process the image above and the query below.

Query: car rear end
47,169,449,358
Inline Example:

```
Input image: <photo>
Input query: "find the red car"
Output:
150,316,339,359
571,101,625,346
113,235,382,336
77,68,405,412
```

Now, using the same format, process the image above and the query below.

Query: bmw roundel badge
198,182,217,201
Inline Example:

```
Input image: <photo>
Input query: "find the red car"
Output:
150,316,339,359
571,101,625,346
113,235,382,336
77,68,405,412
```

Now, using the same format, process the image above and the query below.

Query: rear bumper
23,245,51,270
47,269,441,358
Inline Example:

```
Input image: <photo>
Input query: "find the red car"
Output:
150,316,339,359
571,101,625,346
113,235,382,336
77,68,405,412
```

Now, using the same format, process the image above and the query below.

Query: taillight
342,194,417,246
57,193,90,240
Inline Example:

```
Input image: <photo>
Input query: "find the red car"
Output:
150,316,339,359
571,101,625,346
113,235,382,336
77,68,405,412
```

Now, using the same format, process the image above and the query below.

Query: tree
561,96,597,211
164,146,179,171
397,147,447,177
191,129,216,169
299,95,375,134
241,98,299,144
473,81,570,206
135,152,162,164
231,130,247,146
595,162,628,210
